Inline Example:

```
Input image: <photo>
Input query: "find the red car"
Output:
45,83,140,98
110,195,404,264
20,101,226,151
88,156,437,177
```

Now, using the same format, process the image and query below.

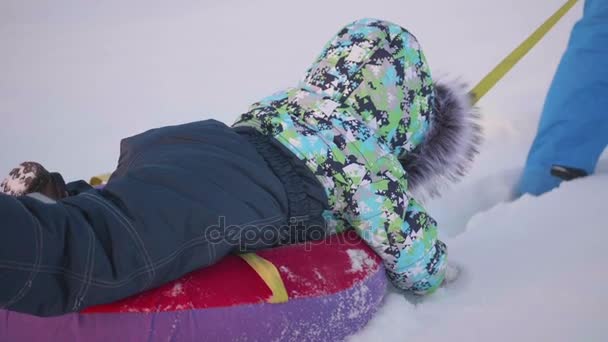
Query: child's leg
0,120,297,317
0,187,243,317
0,167,289,318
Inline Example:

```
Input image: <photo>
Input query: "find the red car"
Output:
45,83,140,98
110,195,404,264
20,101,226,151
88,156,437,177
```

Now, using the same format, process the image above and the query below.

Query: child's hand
442,263,461,286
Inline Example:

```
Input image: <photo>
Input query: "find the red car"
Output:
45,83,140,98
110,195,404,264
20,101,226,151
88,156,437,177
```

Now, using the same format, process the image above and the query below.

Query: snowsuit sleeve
341,155,447,294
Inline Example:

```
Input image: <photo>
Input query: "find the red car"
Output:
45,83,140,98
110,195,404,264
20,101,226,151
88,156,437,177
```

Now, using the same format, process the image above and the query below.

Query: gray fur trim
400,79,482,199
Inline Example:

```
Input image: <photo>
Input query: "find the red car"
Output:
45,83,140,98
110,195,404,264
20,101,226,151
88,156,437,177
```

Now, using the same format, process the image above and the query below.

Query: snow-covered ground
2,0,607,341
353,167,608,342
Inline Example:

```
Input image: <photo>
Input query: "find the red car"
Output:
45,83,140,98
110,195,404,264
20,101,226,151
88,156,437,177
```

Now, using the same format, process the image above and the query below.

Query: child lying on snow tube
0,18,480,317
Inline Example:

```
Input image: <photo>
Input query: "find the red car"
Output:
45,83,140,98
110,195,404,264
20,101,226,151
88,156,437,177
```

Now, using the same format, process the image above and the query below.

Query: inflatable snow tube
0,230,388,341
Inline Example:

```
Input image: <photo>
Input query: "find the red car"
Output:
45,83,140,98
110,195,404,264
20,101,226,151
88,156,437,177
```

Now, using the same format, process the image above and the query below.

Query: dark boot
0,162,68,200
550,164,589,182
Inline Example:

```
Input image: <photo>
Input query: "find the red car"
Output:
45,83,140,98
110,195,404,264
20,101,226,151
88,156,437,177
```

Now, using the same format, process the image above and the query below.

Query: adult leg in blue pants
517,0,608,196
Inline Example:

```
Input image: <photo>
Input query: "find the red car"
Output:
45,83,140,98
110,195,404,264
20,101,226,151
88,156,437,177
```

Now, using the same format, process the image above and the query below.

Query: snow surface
346,249,377,274
2,0,607,341
352,171,608,342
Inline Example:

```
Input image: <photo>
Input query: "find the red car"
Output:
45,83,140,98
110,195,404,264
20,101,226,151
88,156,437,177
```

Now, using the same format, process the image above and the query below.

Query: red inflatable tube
1,230,388,341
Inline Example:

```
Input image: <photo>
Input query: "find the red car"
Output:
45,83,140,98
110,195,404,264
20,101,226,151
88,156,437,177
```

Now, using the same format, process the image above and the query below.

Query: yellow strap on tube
239,253,289,304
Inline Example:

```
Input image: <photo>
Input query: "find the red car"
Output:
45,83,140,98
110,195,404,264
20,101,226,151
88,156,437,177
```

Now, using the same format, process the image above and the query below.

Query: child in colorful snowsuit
0,19,480,316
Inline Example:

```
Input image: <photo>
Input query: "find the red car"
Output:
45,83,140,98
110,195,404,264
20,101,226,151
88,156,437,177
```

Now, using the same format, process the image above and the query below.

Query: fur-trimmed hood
296,19,481,196
401,80,482,197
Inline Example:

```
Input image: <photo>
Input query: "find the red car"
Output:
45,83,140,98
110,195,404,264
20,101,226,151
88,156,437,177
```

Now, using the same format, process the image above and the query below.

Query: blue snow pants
517,0,608,196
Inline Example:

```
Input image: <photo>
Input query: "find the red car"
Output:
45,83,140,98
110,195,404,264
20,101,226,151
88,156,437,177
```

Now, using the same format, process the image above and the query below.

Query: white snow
2,0,608,341
164,282,184,298
352,174,608,342
346,249,377,273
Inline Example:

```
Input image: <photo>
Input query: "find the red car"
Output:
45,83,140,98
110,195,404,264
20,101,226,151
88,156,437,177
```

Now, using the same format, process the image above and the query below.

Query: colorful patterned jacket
234,19,480,294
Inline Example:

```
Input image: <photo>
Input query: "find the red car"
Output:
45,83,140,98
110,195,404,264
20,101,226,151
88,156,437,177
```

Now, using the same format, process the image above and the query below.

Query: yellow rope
239,253,289,304
470,0,580,104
